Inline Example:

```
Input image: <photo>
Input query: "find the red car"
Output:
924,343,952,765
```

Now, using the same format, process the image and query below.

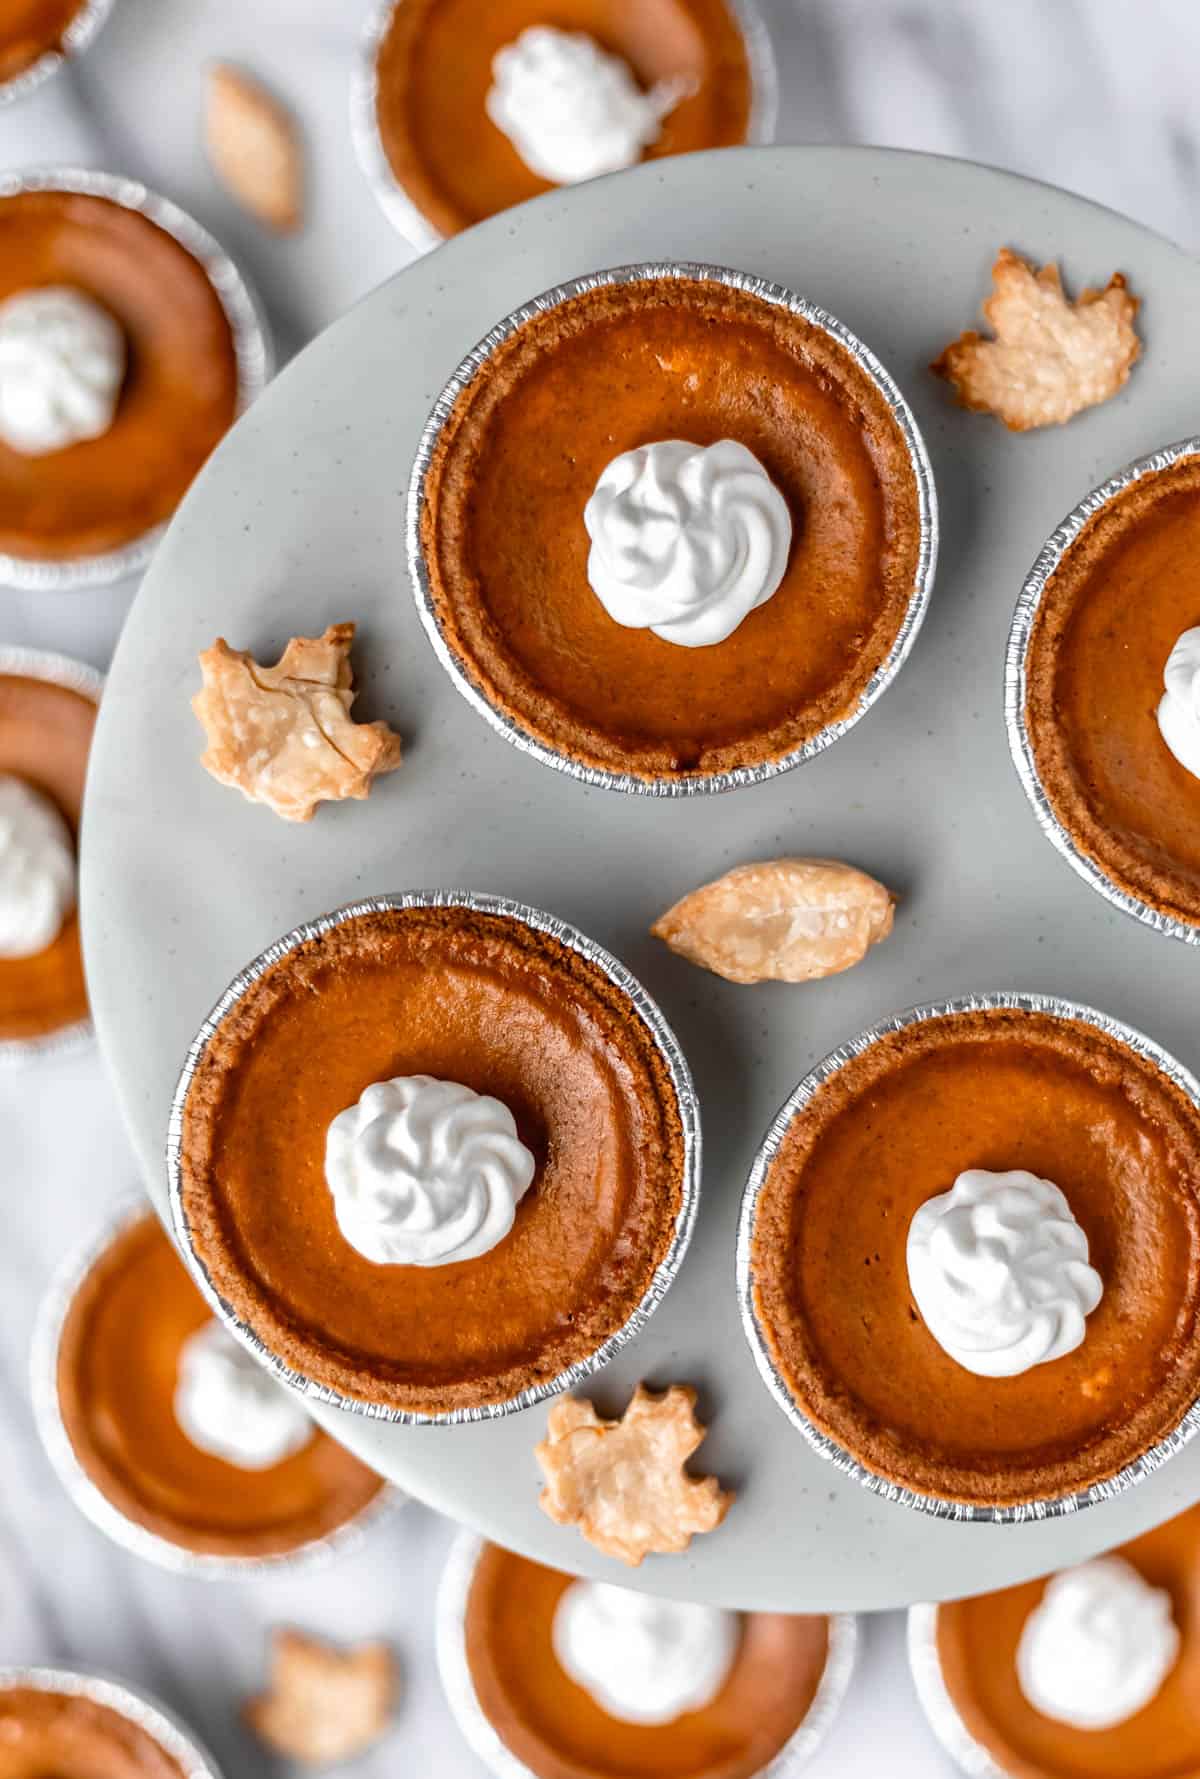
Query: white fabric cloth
2,3,1199,1772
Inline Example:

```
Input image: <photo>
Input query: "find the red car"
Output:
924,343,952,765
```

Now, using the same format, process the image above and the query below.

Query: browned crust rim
177,905,687,1417
416,274,925,783
1024,456,1200,928
749,1007,1200,1508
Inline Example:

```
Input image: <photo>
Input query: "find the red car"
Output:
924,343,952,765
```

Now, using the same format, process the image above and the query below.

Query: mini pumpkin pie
1018,445,1200,935
442,1537,854,1779
741,998,1200,1512
362,0,769,243
0,649,99,1054
915,1501,1200,1779
0,172,264,582
0,0,105,92
411,266,931,788
172,897,694,1419
0,1668,220,1779
36,1205,386,1566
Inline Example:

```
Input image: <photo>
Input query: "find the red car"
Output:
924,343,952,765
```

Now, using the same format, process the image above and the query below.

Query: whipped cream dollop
486,27,687,185
0,775,76,959
584,439,792,648
1157,626,1200,780
0,286,125,455
1017,1557,1180,1730
174,1320,313,1470
906,1168,1103,1378
553,1581,739,1725
324,1075,536,1267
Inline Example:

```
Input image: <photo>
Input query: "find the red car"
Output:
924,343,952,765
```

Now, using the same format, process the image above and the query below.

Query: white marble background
2,2,1199,1772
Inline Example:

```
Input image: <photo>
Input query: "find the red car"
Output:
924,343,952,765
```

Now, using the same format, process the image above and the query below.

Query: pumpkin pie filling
374,0,754,239
750,1007,1200,1507
418,275,924,782
177,905,686,1417
1024,457,1200,928
55,1212,384,1560
0,189,240,564
0,0,85,84
0,1684,188,1779
936,1502,1200,1779
464,1543,830,1779
0,670,94,1043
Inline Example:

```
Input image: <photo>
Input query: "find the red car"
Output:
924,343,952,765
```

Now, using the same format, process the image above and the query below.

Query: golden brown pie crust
464,1542,830,1779
374,0,754,239
0,1684,188,1779
936,1501,1200,1779
418,275,923,783
0,671,95,1043
0,188,241,564
751,1007,1200,1508
178,905,686,1417
1025,456,1200,928
56,1212,384,1560
0,0,85,84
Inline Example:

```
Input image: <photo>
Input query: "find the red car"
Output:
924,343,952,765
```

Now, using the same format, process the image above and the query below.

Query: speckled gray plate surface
82,146,1200,1610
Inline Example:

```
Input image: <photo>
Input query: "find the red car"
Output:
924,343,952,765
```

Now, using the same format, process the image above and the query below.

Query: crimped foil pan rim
350,0,780,250
735,990,1200,1523
0,165,273,591
0,645,102,1068
166,890,701,1424
907,1604,1013,1779
436,1530,859,1779
30,1192,401,1577
1005,435,1200,945
406,259,938,796
0,1665,224,1779
0,0,114,106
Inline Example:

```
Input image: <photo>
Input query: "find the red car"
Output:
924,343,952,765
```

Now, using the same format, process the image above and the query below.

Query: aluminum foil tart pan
736,990,1200,1522
436,1530,860,1779
31,1194,400,1577
167,890,701,1424
406,259,938,795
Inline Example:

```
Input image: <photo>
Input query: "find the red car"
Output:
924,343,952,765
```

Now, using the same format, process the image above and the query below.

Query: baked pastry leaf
652,857,894,984
536,1384,733,1565
244,1628,398,1762
932,247,1141,430
193,621,402,821
207,63,304,233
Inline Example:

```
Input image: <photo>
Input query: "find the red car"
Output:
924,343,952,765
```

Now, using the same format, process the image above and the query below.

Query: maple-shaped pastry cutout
652,858,894,985
932,247,1141,430
207,63,304,233
244,1628,398,1763
193,622,402,822
536,1384,734,1566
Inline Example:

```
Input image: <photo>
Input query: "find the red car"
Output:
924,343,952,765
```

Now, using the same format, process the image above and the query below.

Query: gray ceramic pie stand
81,145,1200,1612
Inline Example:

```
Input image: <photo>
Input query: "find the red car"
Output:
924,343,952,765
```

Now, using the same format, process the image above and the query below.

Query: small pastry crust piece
207,63,304,233
536,1384,734,1566
652,858,894,985
244,1628,398,1763
932,248,1141,430
193,621,402,821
